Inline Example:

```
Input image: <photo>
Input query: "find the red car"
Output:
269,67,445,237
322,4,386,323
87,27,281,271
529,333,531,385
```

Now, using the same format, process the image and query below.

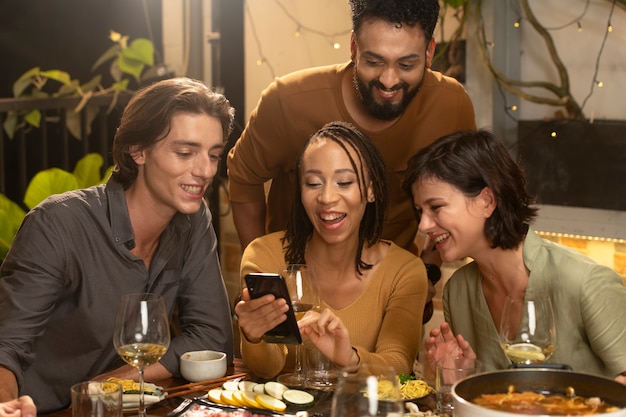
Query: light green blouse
443,228,626,378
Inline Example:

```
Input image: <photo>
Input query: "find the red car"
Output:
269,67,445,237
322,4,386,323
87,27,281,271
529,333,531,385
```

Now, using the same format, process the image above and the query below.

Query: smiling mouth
181,184,203,195
433,233,450,244
376,87,400,99
320,213,346,224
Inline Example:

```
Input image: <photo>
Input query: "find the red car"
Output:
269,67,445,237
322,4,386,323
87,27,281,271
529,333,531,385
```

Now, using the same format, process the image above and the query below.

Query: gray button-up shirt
0,177,233,413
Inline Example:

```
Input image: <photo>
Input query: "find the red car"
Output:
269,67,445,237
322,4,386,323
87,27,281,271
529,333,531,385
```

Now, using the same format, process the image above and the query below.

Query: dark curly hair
283,121,388,274
112,77,235,189
349,0,440,41
401,129,538,250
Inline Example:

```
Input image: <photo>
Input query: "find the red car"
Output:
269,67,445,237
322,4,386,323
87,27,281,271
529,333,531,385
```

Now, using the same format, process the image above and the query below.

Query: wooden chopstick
164,373,249,398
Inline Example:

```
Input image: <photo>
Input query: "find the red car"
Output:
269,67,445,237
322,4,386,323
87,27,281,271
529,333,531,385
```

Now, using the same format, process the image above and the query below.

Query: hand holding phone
244,273,302,344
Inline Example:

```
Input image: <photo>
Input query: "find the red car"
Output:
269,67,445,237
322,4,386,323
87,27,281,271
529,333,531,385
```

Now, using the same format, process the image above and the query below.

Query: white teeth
181,185,202,195
320,213,344,221
434,233,450,243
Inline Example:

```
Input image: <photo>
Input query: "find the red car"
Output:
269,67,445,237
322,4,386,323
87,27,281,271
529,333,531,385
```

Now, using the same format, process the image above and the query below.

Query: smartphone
244,273,302,345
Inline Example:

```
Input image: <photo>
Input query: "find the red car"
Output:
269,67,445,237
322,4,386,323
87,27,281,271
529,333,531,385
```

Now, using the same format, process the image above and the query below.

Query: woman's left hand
297,309,356,367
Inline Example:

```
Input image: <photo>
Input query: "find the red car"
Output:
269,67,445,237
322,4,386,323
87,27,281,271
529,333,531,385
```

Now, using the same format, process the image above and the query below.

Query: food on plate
107,377,166,407
107,377,161,395
397,373,434,400
282,389,315,407
206,379,314,412
472,386,621,415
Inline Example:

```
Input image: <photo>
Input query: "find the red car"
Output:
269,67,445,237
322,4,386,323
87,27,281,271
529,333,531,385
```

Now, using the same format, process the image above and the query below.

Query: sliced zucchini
239,391,262,409
253,383,266,394
238,380,258,392
220,389,243,407
256,394,287,412
207,388,224,404
222,380,240,391
282,389,315,407
264,381,289,399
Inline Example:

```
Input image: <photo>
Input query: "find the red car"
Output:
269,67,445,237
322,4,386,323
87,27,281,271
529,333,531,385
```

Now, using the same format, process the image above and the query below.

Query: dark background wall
0,0,163,97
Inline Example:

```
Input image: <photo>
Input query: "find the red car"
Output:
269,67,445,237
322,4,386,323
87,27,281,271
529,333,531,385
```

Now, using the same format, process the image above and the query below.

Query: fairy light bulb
607,24,613,33
550,131,557,139
514,19,520,28
596,80,604,87
577,21,583,32
256,59,264,66
333,42,341,49
510,105,518,111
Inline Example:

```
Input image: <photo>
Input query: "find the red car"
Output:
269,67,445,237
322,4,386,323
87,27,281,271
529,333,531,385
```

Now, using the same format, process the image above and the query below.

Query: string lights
494,0,618,123
245,0,351,80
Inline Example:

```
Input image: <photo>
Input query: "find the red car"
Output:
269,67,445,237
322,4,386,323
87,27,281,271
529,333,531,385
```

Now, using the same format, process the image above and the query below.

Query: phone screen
244,273,302,344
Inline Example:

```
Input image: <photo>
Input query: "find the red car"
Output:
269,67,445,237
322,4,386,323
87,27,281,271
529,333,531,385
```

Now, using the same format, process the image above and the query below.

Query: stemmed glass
276,264,321,387
331,363,404,417
498,296,556,365
113,293,170,417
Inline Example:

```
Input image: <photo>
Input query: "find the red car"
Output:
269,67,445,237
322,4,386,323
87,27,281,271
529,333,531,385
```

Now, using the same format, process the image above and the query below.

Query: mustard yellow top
238,231,428,379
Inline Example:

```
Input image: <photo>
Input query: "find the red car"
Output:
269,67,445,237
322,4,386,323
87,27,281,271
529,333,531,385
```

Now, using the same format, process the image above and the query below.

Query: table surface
42,358,436,417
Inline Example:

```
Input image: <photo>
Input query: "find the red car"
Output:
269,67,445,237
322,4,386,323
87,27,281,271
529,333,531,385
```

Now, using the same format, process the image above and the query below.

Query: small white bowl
180,350,227,382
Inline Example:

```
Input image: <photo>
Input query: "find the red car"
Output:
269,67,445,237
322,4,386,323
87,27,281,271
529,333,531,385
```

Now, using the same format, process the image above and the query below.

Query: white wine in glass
113,293,170,417
277,264,321,387
499,296,556,365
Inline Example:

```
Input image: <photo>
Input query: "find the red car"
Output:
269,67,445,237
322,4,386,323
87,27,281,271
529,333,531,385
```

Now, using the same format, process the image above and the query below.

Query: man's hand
0,396,36,417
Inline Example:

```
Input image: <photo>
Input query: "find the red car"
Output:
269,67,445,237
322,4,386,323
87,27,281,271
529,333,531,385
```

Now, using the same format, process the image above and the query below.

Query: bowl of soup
452,368,626,417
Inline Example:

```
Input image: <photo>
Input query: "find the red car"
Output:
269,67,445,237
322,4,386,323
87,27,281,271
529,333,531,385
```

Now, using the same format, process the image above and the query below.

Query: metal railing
0,93,131,207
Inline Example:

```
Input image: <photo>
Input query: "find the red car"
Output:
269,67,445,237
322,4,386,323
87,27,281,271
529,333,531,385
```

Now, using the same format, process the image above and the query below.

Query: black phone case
244,273,302,344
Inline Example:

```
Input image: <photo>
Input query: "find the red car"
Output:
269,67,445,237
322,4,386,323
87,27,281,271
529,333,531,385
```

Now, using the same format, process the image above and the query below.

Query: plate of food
203,380,317,413
107,377,167,410
398,374,434,401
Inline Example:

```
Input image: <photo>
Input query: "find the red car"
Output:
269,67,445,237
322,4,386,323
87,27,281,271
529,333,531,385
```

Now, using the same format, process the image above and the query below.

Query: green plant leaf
112,79,129,91
73,153,104,188
124,38,154,66
40,70,72,86
118,56,145,82
23,110,41,128
109,60,123,82
23,168,79,209
56,79,80,97
0,194,27,259
92,44,122,72
100,165,114,184
13,67,40,97
65,106,97,140
3,112,18,139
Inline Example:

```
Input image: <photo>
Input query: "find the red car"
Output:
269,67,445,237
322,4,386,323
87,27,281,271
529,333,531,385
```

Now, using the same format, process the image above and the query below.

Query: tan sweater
238,232,428,378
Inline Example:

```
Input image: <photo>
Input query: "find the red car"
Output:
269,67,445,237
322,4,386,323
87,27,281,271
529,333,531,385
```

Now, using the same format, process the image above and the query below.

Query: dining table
41,358,334,417
42,358,437,417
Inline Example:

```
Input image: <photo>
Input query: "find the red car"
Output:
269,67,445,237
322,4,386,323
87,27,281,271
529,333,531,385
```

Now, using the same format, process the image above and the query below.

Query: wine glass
499,296,556,365
113,293,170,417
331,363,404,417
277,264,321,387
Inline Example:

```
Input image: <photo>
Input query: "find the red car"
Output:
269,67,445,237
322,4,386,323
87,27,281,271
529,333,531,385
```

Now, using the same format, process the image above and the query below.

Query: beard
353,69,422,121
